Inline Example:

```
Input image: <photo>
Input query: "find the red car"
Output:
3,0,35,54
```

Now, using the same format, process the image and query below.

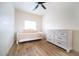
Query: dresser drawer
55,36,67,42
55,40,67,49
56,31,67,36
55,31,67,42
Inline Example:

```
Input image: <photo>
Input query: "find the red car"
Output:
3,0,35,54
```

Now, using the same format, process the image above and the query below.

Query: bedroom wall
15,9,43,32
43,2,79,52
0,3,15,55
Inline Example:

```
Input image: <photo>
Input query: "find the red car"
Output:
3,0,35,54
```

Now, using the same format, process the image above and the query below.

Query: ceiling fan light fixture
33,2,46,10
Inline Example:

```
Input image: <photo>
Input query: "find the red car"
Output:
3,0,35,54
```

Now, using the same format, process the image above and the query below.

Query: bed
16,29,43,44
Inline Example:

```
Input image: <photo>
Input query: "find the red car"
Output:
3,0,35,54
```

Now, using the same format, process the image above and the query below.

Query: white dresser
45,30,72,52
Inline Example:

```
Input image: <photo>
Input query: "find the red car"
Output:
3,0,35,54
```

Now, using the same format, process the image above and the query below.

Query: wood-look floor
8,40,79,56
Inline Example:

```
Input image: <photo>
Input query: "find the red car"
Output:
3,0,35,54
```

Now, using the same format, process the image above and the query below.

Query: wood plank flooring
8,40,79,56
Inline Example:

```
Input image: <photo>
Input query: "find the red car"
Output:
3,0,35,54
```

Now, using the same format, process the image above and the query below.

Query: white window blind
24,20,37,30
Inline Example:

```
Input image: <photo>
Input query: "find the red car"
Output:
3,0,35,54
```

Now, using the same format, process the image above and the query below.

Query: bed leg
16,40,18,45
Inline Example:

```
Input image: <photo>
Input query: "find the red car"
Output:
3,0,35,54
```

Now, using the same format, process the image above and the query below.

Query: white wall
0,3,15,55
43,2,79,52
43,2,79,30
15,9,42,32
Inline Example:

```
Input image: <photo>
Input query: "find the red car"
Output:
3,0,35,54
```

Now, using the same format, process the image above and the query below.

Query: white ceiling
14,2,47,16
14,2,79,16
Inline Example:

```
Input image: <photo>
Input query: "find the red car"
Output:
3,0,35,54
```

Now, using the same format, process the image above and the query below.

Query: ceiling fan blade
33,4,39,10
41,4,46,9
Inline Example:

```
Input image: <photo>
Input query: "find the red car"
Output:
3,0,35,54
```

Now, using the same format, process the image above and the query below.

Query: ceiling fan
33,2,46,10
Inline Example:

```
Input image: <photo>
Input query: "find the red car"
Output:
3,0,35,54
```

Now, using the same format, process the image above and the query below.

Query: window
24,20,37,30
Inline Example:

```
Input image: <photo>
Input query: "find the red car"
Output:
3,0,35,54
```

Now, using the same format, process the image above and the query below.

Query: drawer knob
61,34,64,35
58,38,62,39
57,42,61,44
